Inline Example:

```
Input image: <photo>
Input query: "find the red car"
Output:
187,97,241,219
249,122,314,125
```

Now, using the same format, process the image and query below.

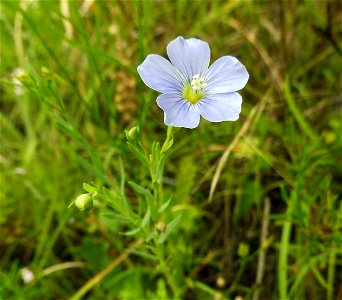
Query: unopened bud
156,221,166,232
238,242,249,258
41,66,53,78
75,193,93,211
125,126,139,142
16,71,30,82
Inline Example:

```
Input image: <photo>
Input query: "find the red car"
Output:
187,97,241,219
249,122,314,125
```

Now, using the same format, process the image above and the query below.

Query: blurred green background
1,0,341,299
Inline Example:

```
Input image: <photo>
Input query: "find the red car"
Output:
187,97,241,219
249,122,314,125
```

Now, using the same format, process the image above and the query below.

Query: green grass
1,0,341,299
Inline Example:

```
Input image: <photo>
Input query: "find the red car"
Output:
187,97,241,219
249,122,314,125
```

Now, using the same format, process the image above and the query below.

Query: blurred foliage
0,0,341,299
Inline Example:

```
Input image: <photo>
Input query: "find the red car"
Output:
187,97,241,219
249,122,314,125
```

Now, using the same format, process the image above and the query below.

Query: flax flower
137,36,249,128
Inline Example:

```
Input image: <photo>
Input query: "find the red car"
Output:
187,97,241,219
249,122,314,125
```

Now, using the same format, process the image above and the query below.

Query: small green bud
125,126,139,142
324,131,335,144
41,66,52,77
75,193,93,211
156,221,166,232
16,71,30,82
41,66,65,84
237,242,250,258
41,66,49,73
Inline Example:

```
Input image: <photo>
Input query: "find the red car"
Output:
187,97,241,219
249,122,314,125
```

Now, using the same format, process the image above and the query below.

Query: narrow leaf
155,155,165,184
83,182,97,193
120,227,141,236
127,142,149,167
141,207,151,229
128,181,153,198
158,215,181,244
158,194,173,213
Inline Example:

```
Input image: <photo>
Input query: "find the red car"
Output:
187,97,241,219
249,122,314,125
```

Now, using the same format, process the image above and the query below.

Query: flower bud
156,221,166,232
75,193,93,211
125,126,139,142
237,242,249,258
16,70,30,82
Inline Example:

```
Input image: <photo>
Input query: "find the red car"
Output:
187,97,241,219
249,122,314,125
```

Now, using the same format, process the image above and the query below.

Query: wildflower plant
71,36,249,298
4,1,341,299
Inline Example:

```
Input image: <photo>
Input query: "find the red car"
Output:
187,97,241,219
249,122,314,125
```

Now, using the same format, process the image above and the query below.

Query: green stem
327,252,336,300
284,76,318,143
154,182,161,211
152,126,178,296
278,207,292,300
134,0,146,128
154,242,179,297
155,126,174,208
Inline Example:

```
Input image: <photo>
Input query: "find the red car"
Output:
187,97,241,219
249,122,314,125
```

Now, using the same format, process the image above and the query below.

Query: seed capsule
75,193,93,211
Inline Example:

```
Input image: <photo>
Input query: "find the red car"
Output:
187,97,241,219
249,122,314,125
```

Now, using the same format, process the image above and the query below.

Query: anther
191,74,207,90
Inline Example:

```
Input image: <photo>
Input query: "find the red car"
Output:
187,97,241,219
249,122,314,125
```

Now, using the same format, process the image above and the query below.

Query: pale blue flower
137,36,249,129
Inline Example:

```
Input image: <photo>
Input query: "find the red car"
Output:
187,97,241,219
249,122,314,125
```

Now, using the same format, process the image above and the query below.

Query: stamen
191,74,207,91
183,74,207,104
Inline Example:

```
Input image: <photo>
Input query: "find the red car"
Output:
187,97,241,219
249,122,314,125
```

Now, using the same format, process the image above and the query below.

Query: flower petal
156,94,200,128
167,36,210,80
137,54,183,93
204,56,249,94
196,92,242,122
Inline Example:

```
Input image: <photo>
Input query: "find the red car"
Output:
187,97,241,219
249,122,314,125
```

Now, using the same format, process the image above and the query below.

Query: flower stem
327,252,336,300
154,242,180,297
278,205,292,300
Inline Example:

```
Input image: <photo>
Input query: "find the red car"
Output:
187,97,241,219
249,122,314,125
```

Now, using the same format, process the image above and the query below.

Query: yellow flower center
182,74,207,104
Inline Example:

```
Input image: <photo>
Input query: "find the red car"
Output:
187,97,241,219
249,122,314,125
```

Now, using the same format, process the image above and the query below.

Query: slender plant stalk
284,76,318,143
154,242,180,297
278,213,292,300
327,252,336,300
134,0,146,128
156,126,174,208
253,197,271,300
